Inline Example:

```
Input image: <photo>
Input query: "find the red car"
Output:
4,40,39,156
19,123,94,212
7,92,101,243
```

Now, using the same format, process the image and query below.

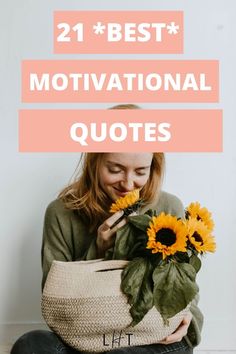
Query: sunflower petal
186,218,216,254
186,202,214,232
146,213,188,259
110,189,140,213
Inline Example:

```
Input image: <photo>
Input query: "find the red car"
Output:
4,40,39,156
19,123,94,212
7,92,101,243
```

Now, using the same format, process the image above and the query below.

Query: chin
105,190,117,202
108,188,121,200
111,193,119,201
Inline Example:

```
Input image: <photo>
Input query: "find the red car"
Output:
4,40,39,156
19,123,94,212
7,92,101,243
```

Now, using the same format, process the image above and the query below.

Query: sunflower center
156,228,176,246
192,232,203,244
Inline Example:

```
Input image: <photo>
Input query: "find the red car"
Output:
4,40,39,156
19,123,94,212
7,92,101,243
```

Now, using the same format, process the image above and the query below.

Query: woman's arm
41,200,74,291
41,199,128,288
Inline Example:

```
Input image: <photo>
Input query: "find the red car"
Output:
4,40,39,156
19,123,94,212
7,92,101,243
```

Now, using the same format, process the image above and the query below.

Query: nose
119,174,134,191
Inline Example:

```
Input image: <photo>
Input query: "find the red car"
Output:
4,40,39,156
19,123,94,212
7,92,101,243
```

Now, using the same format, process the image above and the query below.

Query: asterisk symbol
93,22,106,35
166,22,179,35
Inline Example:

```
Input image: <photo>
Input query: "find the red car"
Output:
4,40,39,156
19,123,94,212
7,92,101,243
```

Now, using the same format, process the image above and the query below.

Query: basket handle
82,259,129,272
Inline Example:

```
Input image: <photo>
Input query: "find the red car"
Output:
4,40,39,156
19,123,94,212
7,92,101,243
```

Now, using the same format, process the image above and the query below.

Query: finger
164,325,188,343
159,333,184,344
110,214,125,229
99,214,127,240
110,217,127,234
159,339,181,345
160,314,192,344
158,338,180,345
104,210,124,228
183,312,193,324
163,333,184,344
158,340,168,344
158,313,192,345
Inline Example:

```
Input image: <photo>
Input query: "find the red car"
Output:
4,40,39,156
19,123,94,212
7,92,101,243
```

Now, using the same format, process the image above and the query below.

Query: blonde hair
59,105,165,232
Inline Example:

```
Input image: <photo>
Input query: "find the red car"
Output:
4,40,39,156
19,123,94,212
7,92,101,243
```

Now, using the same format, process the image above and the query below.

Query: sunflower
110,189,141,213
186,202,214,232
146,213,188,259
186,218,216,253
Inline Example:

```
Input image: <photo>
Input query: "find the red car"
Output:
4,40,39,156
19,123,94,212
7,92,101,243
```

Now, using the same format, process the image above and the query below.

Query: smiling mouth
113,187,131,196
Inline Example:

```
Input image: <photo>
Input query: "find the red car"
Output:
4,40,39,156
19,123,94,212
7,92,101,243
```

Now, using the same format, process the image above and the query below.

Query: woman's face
99,153,153,201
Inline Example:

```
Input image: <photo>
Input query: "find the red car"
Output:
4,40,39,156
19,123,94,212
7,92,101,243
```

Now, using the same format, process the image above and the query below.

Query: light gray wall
0,0,235,350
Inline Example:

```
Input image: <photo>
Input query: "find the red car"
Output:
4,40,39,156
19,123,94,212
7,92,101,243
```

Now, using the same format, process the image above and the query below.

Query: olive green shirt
41,191,203,348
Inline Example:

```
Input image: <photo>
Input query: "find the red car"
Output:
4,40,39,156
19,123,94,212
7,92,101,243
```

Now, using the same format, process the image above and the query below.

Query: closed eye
108,169,122,174
135,167,150,176
136,171,147,176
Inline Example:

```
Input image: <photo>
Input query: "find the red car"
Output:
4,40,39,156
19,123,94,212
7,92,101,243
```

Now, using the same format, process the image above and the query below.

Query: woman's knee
10,329,68,354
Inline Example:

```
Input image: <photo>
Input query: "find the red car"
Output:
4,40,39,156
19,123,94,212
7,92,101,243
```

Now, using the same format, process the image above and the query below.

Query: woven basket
42,259,190,353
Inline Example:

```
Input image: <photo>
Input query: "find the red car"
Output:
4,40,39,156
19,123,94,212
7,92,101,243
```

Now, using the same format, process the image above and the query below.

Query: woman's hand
159,312,192,344
96,210,126,258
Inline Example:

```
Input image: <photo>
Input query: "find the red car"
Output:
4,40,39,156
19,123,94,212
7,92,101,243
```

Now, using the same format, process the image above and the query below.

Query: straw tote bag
42,259,190,353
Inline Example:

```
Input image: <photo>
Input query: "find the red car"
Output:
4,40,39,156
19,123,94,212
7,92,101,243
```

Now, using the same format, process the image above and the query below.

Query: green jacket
41,191,203,348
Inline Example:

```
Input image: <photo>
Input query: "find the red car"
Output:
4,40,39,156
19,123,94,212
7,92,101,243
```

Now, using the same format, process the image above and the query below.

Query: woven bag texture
42,260,190,353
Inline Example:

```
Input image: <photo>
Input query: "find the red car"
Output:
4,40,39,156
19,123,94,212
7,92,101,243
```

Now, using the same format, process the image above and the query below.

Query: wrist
95,240,105,258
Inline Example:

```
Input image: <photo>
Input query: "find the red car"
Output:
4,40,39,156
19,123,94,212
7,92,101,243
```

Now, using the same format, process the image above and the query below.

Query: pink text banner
19,110,222,152
22,60,219,103
54,11,183,54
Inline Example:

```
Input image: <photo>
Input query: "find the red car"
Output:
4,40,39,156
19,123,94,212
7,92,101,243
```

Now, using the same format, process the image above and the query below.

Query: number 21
57,23,84,42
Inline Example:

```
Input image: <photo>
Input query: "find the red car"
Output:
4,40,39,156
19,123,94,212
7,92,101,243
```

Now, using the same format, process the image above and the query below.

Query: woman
11,152,203,354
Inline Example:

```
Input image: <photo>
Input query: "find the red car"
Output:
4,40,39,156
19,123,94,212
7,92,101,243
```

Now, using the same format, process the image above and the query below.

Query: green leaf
127,231,148,259
112,223,136,259
153,262,198,322
189,254,202,273
121,258,154,326
113,221,154,260
174,252,190,263
127,214,151,232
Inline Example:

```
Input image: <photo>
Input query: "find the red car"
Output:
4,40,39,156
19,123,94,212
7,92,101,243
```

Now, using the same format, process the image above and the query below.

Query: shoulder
152,191,185,218
45,198,68,218
44,198,76,225
158,191,184,210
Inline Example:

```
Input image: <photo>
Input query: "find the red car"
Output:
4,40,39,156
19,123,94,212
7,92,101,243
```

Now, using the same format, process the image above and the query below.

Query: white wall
0,0,235,350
